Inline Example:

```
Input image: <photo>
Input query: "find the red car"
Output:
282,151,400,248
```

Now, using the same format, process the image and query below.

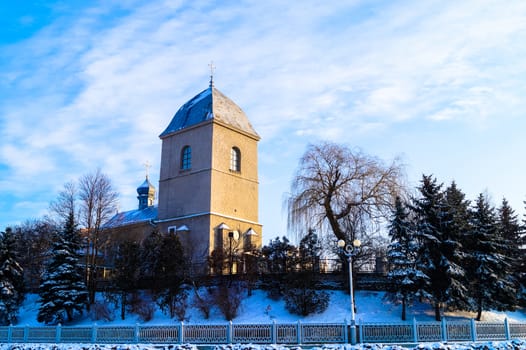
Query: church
104,77,263,274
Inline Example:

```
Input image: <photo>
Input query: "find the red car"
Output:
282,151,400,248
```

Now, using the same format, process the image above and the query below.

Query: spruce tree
37,211,88,324
298,228,322,272
386,197,425,320
410,175,468,321
466,194,516,320
140,230,163,287
0,227,25,325
261,236,298,299
283,229,329,316
114,240,141,320
152,232,187,319
442,182,472,311
497,198,522,290
261,236,297,274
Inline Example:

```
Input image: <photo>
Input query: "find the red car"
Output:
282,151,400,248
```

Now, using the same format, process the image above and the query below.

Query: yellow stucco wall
157,117,262,268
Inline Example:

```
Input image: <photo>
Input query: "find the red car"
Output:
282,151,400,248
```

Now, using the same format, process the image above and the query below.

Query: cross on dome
208,61,216,87
143,160,152,179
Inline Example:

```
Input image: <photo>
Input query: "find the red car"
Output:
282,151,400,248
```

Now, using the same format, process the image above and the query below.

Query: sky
1,0,526,242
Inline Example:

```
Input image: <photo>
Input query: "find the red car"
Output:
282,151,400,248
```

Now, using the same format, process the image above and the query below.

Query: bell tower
157,81,262,270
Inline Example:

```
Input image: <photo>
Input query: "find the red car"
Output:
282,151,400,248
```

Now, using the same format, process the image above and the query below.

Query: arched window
181,146,191,170
230,147,241,172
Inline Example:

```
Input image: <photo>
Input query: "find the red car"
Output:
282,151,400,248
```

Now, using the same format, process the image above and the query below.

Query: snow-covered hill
16,289,526,327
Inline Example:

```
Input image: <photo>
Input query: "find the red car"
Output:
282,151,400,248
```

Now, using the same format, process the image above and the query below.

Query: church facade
105,80,263,273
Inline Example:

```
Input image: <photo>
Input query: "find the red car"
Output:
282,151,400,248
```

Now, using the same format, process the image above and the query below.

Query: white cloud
1,0,526,234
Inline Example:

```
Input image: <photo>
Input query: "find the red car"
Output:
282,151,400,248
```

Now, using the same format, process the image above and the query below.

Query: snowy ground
8,290,526,349
16,289,526,326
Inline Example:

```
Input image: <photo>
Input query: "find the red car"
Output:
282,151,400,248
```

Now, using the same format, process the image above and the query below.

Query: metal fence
1,319,525,344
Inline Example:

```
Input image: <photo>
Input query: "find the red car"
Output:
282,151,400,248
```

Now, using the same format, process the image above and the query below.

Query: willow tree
287,142,405,243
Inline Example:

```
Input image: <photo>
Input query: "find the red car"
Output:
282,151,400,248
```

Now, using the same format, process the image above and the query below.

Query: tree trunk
121,291,126,320
434,302,441,321
401,296,406,321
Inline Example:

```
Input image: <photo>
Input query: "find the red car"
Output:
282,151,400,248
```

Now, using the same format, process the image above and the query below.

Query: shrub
89,301,115,322
173,290,189,321
284,288,330,316
129,293,155,322
213,281,246,321
193,287,214,319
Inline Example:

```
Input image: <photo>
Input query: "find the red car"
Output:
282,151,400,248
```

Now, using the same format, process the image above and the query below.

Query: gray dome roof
160,86,259,139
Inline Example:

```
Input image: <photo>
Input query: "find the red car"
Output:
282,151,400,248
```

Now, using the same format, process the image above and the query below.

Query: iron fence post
470,319,476,341
441,318,447,342
504,318,510,340
180,321,184,344
272,320,277,344
413,318,418,343
297,320,302,344
92,323,97,343
134,323,139,343
56,323,62,343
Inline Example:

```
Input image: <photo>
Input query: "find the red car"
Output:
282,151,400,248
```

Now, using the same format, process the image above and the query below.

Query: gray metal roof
103,206,157,228
160,86,259,139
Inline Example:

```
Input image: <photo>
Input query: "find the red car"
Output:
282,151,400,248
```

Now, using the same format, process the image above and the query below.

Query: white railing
1,318,524,344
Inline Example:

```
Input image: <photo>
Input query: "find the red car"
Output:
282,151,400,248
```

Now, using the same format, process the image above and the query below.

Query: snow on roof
159,86,259,139
103,206,157,228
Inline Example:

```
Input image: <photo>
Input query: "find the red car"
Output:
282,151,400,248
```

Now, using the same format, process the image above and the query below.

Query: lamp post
338,238,361,344
228,230,239,275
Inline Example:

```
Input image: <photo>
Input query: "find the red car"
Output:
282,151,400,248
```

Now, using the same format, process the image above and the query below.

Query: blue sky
1,0,526,242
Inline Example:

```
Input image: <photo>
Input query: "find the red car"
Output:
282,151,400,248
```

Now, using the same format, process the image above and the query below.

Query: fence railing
1,319,525,344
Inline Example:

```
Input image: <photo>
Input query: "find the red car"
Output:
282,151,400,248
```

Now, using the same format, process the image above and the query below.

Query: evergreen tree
113,240,141,320
140,230,163,287
261,236,297,274
37,211,88,324
0,227,25,325
261,236,298,299
497,198,523,292
410,175,468,321
152,232,187,319
466,194,516,320
298,229,322,272
520,201,526,306
441,182,472,311
283,229,329,316
386,197,425,320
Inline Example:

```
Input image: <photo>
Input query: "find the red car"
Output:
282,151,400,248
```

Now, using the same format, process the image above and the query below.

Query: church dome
137,176,155,195
160,85,259,139
137,176,155,210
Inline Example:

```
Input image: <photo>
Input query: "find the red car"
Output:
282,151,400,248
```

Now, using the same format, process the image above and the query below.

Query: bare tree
49,181,78,224
78,169,118,305
287,142,405,243
14,219,57,291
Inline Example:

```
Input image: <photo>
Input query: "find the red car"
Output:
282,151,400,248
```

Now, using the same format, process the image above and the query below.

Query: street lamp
338,238,361,344
228,230,240,275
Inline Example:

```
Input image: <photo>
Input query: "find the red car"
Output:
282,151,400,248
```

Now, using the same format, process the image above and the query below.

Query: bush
193,287,214,319
284,288,330,316
173,290,189,321
129,293,155,322
89,301,115,322
213,281,246,321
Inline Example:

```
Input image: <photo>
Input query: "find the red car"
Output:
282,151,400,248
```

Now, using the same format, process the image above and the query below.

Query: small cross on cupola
208,61,216,88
